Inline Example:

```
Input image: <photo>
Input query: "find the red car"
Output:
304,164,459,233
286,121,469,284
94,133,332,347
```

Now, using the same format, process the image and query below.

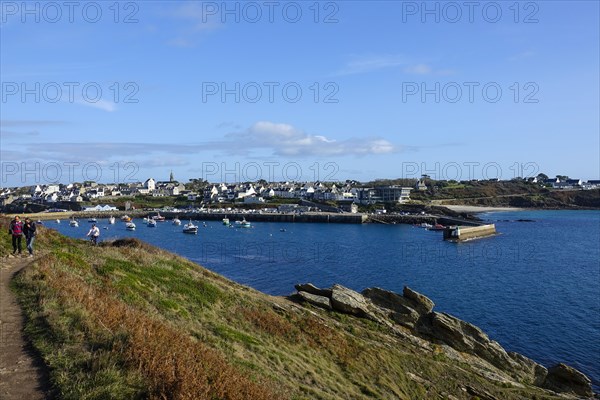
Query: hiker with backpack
8,216,24,255
23,218,37,257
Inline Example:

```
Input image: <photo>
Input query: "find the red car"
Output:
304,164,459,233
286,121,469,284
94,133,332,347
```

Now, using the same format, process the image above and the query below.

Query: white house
144,178,156,191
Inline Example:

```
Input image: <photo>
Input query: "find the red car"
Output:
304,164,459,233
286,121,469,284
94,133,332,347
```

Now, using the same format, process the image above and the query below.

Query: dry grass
32,257,281,400
7,218,568,400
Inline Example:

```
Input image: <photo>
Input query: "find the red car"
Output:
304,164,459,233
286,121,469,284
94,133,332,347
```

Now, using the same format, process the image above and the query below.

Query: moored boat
108,216,116,224
125,222,136,231
222,217,230,226
153,212,166,222
183,220,198,234
173,217,181,226
121,215,132,222
69,219,79,227
427,223,446,231
147,219,157,227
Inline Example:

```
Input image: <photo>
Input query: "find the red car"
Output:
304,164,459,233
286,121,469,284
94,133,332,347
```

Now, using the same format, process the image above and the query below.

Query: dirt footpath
0,256,52,399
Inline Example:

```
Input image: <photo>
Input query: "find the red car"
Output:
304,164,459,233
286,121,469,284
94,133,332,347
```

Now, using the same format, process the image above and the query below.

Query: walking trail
0,255,52,399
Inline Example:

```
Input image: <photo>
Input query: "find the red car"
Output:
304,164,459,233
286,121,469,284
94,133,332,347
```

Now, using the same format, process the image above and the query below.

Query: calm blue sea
50,210,600,388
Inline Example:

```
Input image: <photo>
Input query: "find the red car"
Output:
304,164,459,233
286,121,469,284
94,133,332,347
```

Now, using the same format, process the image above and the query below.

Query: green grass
7,221,570,400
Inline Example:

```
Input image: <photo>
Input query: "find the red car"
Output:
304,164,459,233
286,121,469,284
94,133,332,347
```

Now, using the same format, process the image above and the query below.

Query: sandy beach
443,205,524,213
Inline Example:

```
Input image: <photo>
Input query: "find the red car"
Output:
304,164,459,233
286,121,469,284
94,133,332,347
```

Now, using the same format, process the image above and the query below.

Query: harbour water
51,210,600,387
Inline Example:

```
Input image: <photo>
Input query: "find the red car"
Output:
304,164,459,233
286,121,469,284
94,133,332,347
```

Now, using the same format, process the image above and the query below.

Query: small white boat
108,216,116,224
125,222,136,231
56,219,61,224
121,215,132,222
222,217,230,226
240,218,251,228
147,219,157,227
183,220,198,234
172,217,181,226
153,212,166,222
88,218,97,223
69,219,79,227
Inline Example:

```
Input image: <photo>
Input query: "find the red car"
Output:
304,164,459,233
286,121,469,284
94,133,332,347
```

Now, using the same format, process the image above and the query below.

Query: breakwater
70,211,367,224
60,210,482,226
365,214,482,226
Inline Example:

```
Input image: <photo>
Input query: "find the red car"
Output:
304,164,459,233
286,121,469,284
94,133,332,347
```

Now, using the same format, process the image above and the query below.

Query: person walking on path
8,216,23,256
86,224,100,245
23,218,37,257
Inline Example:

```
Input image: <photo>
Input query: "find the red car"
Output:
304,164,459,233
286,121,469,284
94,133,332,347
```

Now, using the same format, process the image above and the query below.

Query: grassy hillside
408,181,600,209
2,219,573,399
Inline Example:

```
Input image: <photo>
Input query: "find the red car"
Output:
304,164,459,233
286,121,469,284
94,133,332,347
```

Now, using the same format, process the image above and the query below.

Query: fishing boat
152,212,166,222
125,222,136,231
147,219,157,227
183,220,198,234
222,217,230,226
427,223,446,231
108,216,116,224
172,217,181,226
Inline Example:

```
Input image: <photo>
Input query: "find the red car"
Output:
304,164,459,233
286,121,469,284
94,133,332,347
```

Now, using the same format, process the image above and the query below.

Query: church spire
169,170,174,182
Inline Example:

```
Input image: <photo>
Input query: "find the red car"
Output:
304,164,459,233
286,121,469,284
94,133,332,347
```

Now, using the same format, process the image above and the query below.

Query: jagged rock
389,308,420,329
403,286,435,314
416,312,520,375
362,287,421,328
297,291,331,310
362,287,417,314
294,283,332,298
543,363,593,398
508,352,547,385
465,385,500,400
330,284,379,321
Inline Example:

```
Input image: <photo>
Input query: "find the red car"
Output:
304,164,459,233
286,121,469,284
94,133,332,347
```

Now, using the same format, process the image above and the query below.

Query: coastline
5,222,596,398
442,205,524,214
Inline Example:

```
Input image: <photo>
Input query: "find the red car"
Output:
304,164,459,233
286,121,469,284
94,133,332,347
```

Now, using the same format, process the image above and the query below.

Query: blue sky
1,1,599,186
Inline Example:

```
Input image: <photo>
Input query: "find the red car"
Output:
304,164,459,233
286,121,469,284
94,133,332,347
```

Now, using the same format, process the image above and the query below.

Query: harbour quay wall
365,214,481,226
68,210,365,224
443,224,497,242
165,212,367,224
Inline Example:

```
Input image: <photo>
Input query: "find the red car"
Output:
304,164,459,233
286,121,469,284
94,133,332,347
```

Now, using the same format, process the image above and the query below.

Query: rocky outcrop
294,283,383,322
294,283,332,298
403,286,435,314
416,312,526,377
329,284,371,317
293,282,595,398
361,287,427,329
297,291,331,310
508,352,548,386
543,363,594,398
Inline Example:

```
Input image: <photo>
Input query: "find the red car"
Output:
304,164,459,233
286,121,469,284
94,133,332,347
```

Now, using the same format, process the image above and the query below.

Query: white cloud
225,121,397,157
336,55,406,75
74,99,117,112
404,64,432,75
337,56,449,76
163,2,223,47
